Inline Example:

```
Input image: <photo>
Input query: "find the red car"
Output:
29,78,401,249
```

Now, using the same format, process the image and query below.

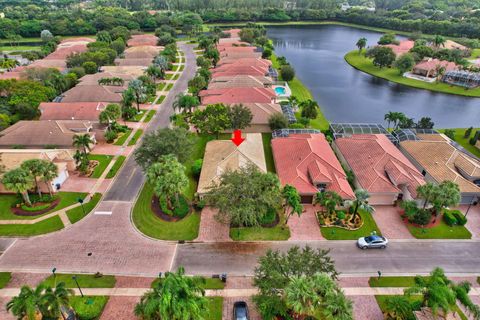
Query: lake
267,25,480,128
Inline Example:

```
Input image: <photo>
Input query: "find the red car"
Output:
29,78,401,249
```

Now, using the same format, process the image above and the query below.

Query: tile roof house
272,133,355,203
220,51,262,59
223,29,242,39
100,66,146,78
333,134,425,205
399,136,480,204
384,40,415,56
197,133,267,195
76,72,135,86
114,58,153,67
60,84,125,103
211,65,269,78
199,87,276,105
39,102,109,120
127,34,159,47
208,75,273,89
123,46,162,59
412,58,458,78
439,40,468,51
0,120,96,149
0,149,75,193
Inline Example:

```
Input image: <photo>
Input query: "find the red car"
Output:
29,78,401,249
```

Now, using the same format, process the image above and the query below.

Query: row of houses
0,34,162,193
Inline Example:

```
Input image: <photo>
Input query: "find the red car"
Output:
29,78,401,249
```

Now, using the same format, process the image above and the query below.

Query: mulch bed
399,210,443,228
150,196,191,222
11,198,61,217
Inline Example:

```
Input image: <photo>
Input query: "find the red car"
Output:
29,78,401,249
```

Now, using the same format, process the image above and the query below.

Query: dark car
233,301,249,320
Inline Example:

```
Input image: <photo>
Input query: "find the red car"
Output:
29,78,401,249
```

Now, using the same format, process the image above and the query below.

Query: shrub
160,195,189,218
191,159,203,178
298,117,310,127
443,129,456,141
280,64,295,81
443,210,457,226
268,113,288,131
104,130,118,143
260,207,276,225
262,48,272,59
82,61,97,74
70,67,86,78
413,209,431,225
336,211,346,220
451,210,467,226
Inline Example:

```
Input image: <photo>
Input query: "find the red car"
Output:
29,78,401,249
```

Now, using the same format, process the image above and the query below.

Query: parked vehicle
357,235,388,249
233,301,249,320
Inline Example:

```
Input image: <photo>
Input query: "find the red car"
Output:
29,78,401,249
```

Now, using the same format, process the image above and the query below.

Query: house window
316,183,327,192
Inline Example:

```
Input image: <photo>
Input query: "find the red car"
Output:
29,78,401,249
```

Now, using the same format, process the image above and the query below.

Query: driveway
372,205,414,239
287,205,324,240
196,207,231,242
459,204,480,239
61,175,112,193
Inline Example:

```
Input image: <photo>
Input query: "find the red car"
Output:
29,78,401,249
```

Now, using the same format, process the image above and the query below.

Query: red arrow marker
231,129,245,147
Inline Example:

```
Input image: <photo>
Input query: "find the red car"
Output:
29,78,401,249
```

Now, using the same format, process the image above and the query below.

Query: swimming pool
275,86,286,95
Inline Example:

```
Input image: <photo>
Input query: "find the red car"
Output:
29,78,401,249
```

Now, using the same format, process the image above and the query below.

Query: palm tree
282,184,303,225
314,190,343,216
21,159,46,197
345,189,374,223
7,285,45,320
128,79,147,112
41,282,74,319
173,93,199,114
384,111,395,130
134,267,207,320
40,161,58,196
287,95,298,110
2,168,34,206
417,182,437,209
72,134,94,155
285,275,319,318
356,37,367,53
433,35,446,48
322,291,353,320
146,65,165,82
153,55,170,72
383,296,413,320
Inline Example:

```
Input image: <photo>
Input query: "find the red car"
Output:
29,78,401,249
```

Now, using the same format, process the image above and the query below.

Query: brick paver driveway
287,205,324,240
459,205,480,239
350,295,383,320
372,205,414,239
61,175,112,193
196,207,231,242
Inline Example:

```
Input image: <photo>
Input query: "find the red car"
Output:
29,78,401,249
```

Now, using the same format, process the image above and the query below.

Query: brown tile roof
39,102,109,120
272,133,355,199
400,139,480,193
384,40,415,56
60,85,124,103
441,40,468,51
211,65,269,78
0,149,74,173
44,44,89,60
76,72,135,86
127,34,158,47
208,75,273,89
220,51,262,59
60,37,94,44
199,87,276,105
123,46,162,59
197,133,267,194
100,66,146,78
217,58,271,68
0,120,95,148
115,58,153,67
335,134,425,197
413,58,458,73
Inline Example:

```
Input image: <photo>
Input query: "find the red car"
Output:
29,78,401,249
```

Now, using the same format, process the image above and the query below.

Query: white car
357,235,388,249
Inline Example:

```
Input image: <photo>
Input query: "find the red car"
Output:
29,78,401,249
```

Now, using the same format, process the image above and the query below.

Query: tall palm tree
41,282,74,320
356,37,367,53
40,161,58,196
322,291,353,320
134,267,207,320
383,295,413,320
314,190,343,216
173,93,199,114
345,189,374,223
21,159,46,197
128,79,147,112
384,111,395,130
2,167,34,206
282,184,303,225
6,285,45,320
72,134,93,155
433,35,446,48
287,95,298,110
285,275,319,318
146,65,164,82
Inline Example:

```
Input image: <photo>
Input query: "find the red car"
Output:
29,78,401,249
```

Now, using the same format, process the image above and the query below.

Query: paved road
103,42,196,202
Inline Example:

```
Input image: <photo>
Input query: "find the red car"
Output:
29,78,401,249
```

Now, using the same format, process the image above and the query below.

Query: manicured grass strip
179,64,185,71
369,276,419,287
128,130,143,146
132,110,146,122
41,273,116,288
0,272,11,289
156,83,166,91
157,95,166,103
165,83,173,91
407,219,471,239
320,210,382,240
132,183,200,240
113,129,132,146
165,73,175,80
438,128,480,158
66,193,102,224
0,216,64,236
87,154,113,178
151,277,225,290
173,74,180,80
262,133,276,173
206,297,223,320
70,296,109,320
345,50,480,97
144,110,156,122
106,156,126,178
230,224,290,241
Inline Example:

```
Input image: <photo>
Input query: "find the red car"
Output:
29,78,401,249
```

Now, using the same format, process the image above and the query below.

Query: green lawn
184,134,216,200
132,183,200,240
106,156,126,178
128,130,143,146
320,210,382,240
407,219,471,239
345,50,480,97
469,48,480,59
230,214,291,241
0,216,64,236
87,154,113,178
438,128,480,158
157,95,166,103
262,133,276,173
132,110,147,122
369,276,419,287
165,73,175,80
165,83,173,91
1,45,40,51
156,83,166,91
144,110,156,122
66,193,102,224
113,129,132,146
206,297,223,320
0,272,11,288
0,192,88,220
70,296,109,320
41,273,116,288
146,94,156,103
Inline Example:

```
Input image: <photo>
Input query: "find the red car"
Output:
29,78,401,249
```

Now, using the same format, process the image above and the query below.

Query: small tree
96,30,112,43
6,285,45,319
383,296,413,320
300,99,319,119
40,30,54,43
20,159,46,197
40,161,58,196
173,93,199,114
128,79,147,112
188,75,207,96
394,53,415,74
464,127,473,139
315,190,343,216
345,189,374,223
2,168,34,206
356,37,367,53
99,103,122,130
378,33,397,45
268,113,288,131
228,104,253,130
82,61,97,74
147,154,189,210
280,64,295,82
145,65,164,82
417,117,434,129
72,134,94,155
282,184,303,225
372,47,396,68
190,104,231,138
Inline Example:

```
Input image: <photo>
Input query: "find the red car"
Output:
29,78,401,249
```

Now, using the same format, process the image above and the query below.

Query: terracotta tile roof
123,46,162,59
441,40,468,51
60,85,124,103
208,75,273,89
39,102,108,120
384,40,415,56
217,39,249,47
44,44,89,60
272,133,355,199
127,34,158,47
216,58,271,69
199,87,276,104
335,134,425,197
0,71,22,80
60,37,94,44
200,103,281,125
220,51,262,59
100,66,146,78
400,139,480,193
413,58,458,73
197,133,267,194
211,65,268,78
0,149,74,173
0,120,95,148
224,29,242,38
218,46,258,53
28,59,66,71
76,72,136,86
